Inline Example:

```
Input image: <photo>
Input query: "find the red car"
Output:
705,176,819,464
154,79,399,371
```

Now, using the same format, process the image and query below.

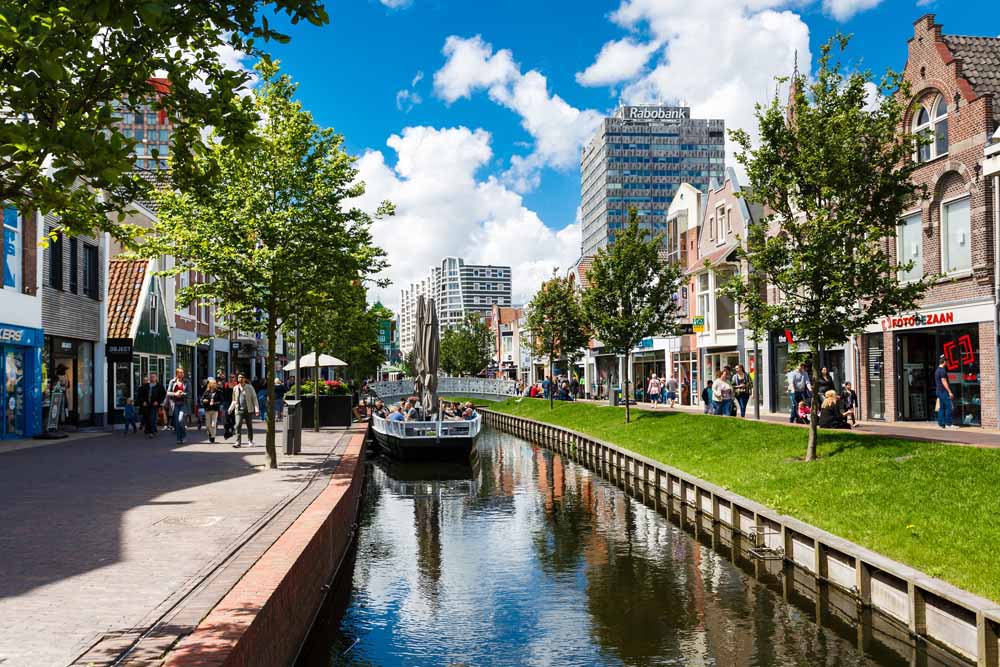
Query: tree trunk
624,352,631,424
549,356,554,410
313,346,320,432
806,347,820,461
265,317,278,469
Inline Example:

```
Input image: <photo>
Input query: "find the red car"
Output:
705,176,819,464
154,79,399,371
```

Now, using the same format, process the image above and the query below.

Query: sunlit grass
489,398,1000,602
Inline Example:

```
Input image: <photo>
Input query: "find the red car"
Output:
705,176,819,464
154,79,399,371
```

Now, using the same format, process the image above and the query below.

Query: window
49,231,63,289
3,206,20,290
941,196,971,274
715,268,736,331
697,273,711,331
708,217,715,241
69,238,78,293
149,292,159,333
716,206,726,243
913,94,948,163
897,213,923,282
83,244,99,299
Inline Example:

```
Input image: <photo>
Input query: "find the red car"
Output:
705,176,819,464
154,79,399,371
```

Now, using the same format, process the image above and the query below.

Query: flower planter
299,394,352,428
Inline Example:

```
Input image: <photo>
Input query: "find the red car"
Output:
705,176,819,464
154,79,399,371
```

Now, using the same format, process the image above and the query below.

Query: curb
162,426,367,667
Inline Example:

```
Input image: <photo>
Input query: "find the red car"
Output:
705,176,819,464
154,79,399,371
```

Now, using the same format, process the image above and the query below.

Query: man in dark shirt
935,355,954,429
135,372,166,438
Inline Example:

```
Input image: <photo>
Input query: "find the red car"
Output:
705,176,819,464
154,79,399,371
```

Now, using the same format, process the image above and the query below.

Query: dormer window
914,94,948,163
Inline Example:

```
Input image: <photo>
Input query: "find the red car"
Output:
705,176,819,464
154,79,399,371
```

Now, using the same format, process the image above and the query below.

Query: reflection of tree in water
530,448,593,576
413,490,443,600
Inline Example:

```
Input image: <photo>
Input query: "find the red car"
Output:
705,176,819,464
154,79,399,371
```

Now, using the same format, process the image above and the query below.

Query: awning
686,241,739,275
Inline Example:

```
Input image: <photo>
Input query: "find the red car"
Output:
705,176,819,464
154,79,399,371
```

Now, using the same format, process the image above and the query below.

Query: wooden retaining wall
483,409,1000,667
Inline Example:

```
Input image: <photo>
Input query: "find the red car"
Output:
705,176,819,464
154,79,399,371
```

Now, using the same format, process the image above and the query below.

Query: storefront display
897,325,980,426
866,335,885,420
0,323,43,439
672,351,698,406
43,335,95,426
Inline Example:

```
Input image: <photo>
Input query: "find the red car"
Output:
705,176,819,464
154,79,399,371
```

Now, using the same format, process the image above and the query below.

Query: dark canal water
299,427,970,667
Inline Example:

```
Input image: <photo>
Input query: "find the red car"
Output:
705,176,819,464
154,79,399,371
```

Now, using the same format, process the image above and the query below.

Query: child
701,380,714,414
797,400,811,424
123,398,138,434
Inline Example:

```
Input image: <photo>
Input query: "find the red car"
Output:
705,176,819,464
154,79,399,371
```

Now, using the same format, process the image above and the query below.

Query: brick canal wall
482,410,1000,667
163,428,367,667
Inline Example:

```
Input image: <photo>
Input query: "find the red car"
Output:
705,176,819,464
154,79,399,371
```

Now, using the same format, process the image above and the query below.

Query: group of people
362,397,479,422
122,368,295,448
699,365,754,417
644,374,680,408
521,375,581,401
785,363,858,429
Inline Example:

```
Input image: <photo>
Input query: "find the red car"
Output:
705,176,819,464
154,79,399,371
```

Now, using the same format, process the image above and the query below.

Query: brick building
857,15,999,427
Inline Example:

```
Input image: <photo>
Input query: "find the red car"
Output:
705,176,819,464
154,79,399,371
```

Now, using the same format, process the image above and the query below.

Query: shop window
3,206,20,290
48,231,63,290
697,273,711,331
897,212,923,281
941,196,971,275
913,94,948,163
69,238,78,293
83,244,99,299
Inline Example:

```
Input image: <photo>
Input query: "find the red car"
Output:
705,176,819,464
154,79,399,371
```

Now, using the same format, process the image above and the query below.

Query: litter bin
284,399,302,455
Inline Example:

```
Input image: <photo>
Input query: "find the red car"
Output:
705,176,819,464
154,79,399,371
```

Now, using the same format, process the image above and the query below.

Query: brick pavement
566,397,1000,448
0,422,353,667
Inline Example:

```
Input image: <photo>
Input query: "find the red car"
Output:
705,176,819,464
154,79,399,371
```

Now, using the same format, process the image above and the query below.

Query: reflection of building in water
414,493,442,597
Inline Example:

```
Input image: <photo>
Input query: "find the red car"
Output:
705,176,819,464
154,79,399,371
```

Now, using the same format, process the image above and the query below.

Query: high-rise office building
580,105,725,257
398,257,512,354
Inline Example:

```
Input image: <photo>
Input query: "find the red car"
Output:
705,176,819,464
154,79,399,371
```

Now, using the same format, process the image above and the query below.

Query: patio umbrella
419,296,440,417
282,353,347,371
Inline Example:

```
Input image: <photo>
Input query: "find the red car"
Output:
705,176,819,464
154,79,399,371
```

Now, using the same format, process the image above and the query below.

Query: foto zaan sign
880,310,956,331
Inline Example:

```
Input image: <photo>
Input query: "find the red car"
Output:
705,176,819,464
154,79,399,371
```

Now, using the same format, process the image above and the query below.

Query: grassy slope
489,398,1000,603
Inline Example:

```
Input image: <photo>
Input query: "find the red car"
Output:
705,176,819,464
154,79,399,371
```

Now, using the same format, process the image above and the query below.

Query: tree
401,347,418,379
439,313,495,376
0,1,327,238
581,210,682,423
138,62,390,468
726,35,929,461
526,273,590,410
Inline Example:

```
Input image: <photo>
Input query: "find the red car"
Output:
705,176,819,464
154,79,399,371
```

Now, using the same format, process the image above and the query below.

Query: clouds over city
354,125,580,310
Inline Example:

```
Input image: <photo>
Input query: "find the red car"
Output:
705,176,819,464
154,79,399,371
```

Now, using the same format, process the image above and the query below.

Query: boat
369,413,481,461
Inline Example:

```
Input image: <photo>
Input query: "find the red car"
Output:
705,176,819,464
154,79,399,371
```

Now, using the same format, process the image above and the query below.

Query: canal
299,427,970,667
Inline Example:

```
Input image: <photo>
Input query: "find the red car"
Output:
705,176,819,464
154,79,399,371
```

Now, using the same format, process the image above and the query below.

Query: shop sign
692,317,705,333
638,337,653,349
58,339,76,354
106,338,133,362
623,106,689,121
881,310,955,331
675,323,694,335
230,341,242,352
0,324,42,347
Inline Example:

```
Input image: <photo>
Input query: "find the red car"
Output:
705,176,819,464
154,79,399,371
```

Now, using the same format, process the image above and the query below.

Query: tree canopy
0,0,327,238
581,210,682,422
137,61,389,467
440,313,495,377
726,35,929,460
525,273,589,409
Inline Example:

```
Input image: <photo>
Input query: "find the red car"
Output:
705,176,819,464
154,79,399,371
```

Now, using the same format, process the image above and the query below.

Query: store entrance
897,326,980,426
2,346,27,439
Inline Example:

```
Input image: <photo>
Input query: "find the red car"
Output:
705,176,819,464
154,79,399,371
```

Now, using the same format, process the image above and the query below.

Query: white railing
371,413,482,440
369,377,519,400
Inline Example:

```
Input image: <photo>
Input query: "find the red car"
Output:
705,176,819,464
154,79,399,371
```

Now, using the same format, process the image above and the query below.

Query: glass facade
897,325,980,426
44,336,94,425
866,334,885,420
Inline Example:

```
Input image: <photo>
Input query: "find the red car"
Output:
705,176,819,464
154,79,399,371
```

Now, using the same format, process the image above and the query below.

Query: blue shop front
0,323,43,439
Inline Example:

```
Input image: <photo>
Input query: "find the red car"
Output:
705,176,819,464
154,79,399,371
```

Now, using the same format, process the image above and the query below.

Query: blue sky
259,0,994,308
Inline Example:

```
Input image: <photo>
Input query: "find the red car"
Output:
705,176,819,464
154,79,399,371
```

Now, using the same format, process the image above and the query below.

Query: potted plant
299,378,352,427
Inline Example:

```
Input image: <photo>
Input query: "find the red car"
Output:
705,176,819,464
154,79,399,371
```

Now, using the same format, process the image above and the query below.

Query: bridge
369,377,519,403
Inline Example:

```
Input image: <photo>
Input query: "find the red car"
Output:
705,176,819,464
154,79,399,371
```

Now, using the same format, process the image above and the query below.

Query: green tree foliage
440,313,495,377
726,36,928,461
581,210,682,423
0,0,327,238
400,347,418,379
526,274,590,410
137,62,389,468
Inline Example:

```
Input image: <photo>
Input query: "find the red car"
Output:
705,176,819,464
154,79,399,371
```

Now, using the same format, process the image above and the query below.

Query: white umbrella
283,353,347,371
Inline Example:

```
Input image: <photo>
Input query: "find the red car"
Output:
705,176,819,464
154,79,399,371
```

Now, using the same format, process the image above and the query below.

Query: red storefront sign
881,310,955,331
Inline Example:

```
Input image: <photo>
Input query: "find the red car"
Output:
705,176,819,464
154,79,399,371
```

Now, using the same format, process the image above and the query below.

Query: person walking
223,373,237,439
201,378,223,443
647,374,662,407
788,363,809,423
731,364,752,418
166,367,189,445
665,375,678,408
136,372,166,438
256,379,269,424
274,378,287,420
701,380,714,414
712,369,734,417
229,373,259,448
935,355,955,429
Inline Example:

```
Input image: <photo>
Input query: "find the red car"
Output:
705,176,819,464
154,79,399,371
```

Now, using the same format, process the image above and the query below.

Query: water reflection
301,428,970,667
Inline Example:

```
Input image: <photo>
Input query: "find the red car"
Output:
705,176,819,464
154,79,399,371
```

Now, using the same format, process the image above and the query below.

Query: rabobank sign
623,106,689,121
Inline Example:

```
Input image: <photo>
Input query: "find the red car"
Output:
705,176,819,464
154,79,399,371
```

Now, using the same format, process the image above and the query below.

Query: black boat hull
370,427,476,461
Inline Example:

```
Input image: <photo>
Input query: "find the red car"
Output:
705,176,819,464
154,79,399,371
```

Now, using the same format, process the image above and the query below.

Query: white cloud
353,126,581,311
604,0,811,179
822,0,884,21
395,71,424,112
576,38,660,87
434,35,603,192
379,0,411,8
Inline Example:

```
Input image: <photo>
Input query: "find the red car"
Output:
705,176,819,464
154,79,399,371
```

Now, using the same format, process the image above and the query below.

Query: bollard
284,399,303,455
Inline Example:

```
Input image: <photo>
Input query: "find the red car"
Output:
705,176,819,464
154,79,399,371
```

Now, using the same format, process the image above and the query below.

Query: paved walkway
0,422,357,667
568,397,1000,448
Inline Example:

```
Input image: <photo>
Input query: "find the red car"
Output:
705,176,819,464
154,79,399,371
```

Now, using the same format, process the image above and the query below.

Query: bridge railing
369,377,519,401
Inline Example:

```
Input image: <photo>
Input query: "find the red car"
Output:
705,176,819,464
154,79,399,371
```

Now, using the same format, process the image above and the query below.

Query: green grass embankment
488,398,1000,603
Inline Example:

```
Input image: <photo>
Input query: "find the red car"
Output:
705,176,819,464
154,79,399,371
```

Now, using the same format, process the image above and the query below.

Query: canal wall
482,410,1000,667
162,427,367,667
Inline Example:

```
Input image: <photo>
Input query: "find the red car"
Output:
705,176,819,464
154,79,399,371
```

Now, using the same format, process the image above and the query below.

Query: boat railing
371,413,482,439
